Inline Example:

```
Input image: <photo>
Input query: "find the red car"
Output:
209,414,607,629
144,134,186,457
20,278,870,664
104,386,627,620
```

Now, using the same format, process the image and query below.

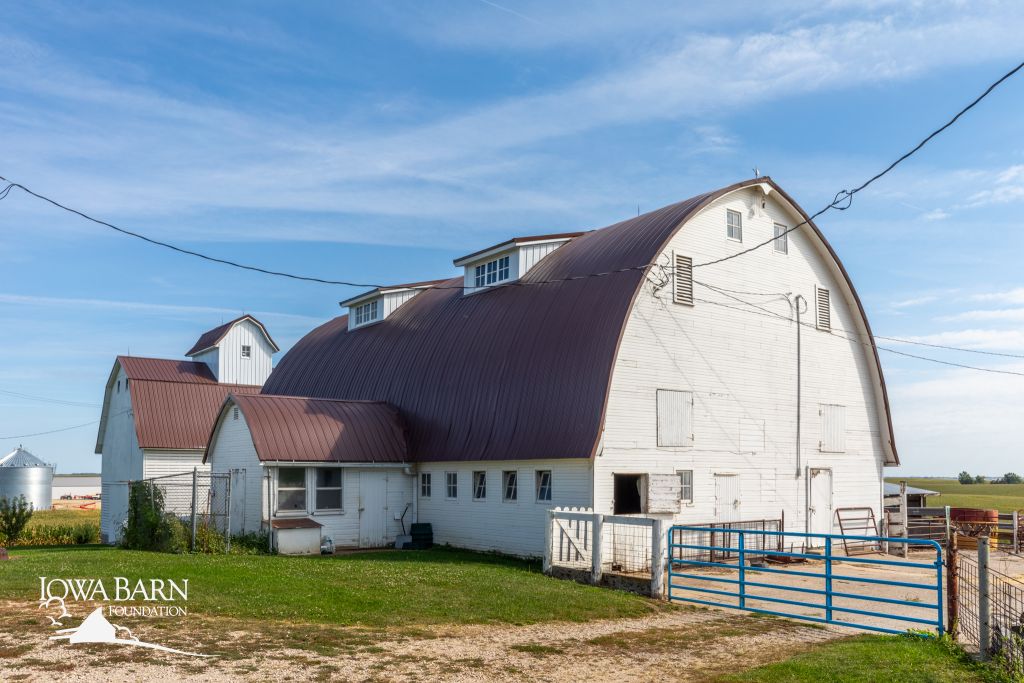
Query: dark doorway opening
613,474,644,514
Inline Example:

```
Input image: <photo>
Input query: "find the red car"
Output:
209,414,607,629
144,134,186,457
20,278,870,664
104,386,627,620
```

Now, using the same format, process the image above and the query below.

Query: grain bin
0,446,53,511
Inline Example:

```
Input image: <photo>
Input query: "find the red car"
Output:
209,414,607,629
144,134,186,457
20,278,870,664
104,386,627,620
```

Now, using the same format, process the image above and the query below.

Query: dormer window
241,345,252,359
353,299,380,327
474,255,510,288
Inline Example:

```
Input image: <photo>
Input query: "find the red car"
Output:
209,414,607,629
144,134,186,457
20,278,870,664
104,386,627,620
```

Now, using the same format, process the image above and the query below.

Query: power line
0,417,102,440
691,281,1024,377
0,388,101,408
694,58,1024,269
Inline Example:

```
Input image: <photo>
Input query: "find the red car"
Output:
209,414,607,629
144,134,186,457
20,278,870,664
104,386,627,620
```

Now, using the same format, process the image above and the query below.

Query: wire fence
137,470,232,551
605,517,653,575
957,552,1024,677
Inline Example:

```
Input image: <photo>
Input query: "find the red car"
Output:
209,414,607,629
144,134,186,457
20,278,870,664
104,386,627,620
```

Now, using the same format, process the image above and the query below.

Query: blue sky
2,1,1023,476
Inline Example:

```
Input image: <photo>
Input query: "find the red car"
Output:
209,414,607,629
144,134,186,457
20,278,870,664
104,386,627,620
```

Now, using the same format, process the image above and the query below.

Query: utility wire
0,417,102,440
0,388,101,408
694,58,1024,269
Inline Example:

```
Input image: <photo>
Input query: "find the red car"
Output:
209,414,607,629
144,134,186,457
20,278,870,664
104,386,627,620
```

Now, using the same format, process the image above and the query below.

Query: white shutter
673,254,694,306
657,389,694,447
816,287,831,331
647,473,682,513
819,404,846,452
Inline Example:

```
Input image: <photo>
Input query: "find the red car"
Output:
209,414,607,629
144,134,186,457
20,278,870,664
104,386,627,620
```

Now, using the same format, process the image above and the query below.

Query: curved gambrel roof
263,178,897,464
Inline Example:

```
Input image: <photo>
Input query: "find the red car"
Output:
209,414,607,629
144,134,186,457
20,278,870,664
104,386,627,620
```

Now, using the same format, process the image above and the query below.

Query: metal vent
816,287,831,331
673,254,694,306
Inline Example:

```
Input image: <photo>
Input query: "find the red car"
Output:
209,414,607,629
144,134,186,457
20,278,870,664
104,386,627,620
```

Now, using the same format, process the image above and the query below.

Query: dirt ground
0,600,842,682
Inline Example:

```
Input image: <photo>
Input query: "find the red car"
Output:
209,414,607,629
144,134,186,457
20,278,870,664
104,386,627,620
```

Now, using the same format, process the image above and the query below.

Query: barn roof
206,394,407,464
95,357,261,453
262,177,897,464
186,315,279,356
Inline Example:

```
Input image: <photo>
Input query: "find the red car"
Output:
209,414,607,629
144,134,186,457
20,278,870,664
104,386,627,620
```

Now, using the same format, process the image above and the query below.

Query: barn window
678,470,693,504
116,380,120,393
353,299,380,327
420,472,431,498
726,209,743,241
673,254,694,306
446,472,458,499
535,470,552,502
502,471,518,501
816,287,831,331
657,389,694,447
277,468,307,512
232,407,239,420
820,404,847,453
613,474,644,514
241,345,252,359
315,469,342,511
773,223,788,254
473,255,511,288
473,471,487,500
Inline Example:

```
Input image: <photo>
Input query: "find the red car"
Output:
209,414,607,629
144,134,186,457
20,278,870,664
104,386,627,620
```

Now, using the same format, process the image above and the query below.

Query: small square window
241,345,252,359
473,471,487,500
678,470,693,504
446,472,458,499
727,209,743,241
502,471,518,502
420,472,432,498
535,470,552,502
315,468,342,510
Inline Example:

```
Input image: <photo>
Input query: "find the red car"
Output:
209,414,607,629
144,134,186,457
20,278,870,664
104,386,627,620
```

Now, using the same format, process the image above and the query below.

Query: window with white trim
277,468,307,512
727,209,743,241
420,472,431,498
678,470,693,504
773,223,788,254
816,287,831,331
446,471,458,499
353,299,380,326
535,470,552,502
473,471,487,500
241,344,252,359
315,468,342,511
503,471,518,502
473,255,511,288
673,253,694,306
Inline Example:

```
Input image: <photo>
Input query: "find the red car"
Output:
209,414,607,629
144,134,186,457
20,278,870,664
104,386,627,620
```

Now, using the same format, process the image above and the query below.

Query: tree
999,472,1022,485
958,471,974,485
975,475,986,484
0,495,34,546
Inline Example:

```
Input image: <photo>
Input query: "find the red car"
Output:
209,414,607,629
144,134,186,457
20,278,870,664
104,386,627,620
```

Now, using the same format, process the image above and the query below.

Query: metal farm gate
138,468,232,551
668,525,944,635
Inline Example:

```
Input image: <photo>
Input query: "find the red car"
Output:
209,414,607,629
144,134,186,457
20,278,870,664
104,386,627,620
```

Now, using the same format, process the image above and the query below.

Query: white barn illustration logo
38,577,210,658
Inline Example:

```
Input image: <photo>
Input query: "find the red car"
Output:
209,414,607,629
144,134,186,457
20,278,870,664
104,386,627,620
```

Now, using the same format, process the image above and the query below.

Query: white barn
96,315,277,543
204,178,897,556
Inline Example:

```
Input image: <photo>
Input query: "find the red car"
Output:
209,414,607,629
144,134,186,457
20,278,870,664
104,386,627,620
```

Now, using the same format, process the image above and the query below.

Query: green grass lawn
0,545,656,627
722,635,1005,683
886,478,1024,512
25,507,101,529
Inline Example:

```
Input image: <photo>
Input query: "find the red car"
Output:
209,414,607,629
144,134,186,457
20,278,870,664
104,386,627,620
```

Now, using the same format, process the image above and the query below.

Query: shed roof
262,178,897,464
883,482,939,497
207,394,407,464
186,315,279,356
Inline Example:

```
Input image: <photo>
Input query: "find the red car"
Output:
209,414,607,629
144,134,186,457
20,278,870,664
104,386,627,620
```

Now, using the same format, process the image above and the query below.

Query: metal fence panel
137,469,231,551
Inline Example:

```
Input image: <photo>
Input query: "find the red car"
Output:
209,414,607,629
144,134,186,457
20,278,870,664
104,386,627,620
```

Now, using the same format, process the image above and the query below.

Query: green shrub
193,519,226,554
0,495,34,546
229,531,274,555
122,482,188,553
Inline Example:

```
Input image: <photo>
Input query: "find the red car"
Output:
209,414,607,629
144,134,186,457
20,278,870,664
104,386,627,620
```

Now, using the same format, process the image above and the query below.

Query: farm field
886,477,1024,512
25,507,101,530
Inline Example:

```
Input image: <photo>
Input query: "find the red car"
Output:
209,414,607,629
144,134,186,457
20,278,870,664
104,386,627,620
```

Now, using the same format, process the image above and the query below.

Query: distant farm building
52,474,101,500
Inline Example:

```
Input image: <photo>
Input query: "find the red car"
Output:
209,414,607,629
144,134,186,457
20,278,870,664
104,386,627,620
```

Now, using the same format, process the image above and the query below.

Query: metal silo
0,446,53,511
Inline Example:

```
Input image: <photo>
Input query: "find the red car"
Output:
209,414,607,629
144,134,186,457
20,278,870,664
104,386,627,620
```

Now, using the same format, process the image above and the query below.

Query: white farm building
96,315,278,543
200,177,897,556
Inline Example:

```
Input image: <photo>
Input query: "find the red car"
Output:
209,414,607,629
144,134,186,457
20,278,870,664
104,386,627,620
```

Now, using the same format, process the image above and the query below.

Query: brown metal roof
339,279,452,308
215,394,407,464
263,178,897,464
131,379,261,450
185,315,279,356
271,518,323,529
118,356,218,383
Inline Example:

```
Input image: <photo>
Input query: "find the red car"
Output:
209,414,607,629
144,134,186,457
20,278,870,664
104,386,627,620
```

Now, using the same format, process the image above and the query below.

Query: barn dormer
186,315,279,385
453,232,584,295
340,280,448,331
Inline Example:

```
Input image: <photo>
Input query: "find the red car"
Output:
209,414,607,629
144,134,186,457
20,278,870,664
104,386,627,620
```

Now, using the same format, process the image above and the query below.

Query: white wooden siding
142,451,208,480
599,186,886,532
191,348,219,380
415,459,592,557
346,290,426,331
656,389,694,447
819,404,847,453
99,364,144,543
518,241,563,275
211,318,274,385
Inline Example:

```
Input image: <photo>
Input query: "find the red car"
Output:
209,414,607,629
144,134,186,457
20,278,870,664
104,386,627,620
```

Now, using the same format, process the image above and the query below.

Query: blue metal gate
667,526,944,635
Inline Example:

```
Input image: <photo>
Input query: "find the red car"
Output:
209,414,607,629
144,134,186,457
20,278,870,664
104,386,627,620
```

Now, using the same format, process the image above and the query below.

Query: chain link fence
136,469,232,551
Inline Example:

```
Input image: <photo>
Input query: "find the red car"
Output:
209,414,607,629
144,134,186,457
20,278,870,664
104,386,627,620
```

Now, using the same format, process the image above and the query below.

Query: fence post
225,473,232,553
824,536,833,623
945,505,952,549
190,467,198,552
591,513,603,585
899,481,908,559
979,536,991,659
650,519,665,599
947,533,959,638
737,530,746,609
542,509,553,573
1013,511,1020,554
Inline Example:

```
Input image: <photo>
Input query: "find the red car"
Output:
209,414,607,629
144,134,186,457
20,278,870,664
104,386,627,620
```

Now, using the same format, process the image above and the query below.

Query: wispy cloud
940,308,1024,323
969,288,1024,305
888,328,1024,352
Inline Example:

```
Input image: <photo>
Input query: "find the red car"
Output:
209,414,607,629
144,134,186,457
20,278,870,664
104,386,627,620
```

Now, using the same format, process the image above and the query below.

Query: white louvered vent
816,287,831,331
657,389,694,447
819,404,846,452
673,254,694,306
